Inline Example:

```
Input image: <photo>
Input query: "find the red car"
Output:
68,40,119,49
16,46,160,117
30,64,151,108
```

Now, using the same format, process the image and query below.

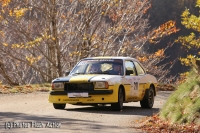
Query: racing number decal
130,78,139,96
134,82,138,90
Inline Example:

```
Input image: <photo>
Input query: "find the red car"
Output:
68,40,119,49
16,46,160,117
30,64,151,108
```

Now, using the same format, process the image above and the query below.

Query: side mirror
126,69,133,75
65,71,70,76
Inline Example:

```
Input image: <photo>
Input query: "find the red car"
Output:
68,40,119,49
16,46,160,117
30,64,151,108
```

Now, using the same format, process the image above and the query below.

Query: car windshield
70,59,124,76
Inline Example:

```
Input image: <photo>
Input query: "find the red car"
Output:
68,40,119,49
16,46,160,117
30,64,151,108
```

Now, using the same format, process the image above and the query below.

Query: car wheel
111,87,124,111
53,103,66,109
140,86,154,108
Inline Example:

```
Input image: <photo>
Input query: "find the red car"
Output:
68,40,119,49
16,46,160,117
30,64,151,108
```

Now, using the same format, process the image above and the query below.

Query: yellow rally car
48,57,158,111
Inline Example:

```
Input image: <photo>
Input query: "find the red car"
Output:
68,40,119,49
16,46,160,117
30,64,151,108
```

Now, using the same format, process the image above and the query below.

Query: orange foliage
154,49,164,57
0,0,10,7
137,49,164,63
150,20,179,44
137,56,148,62
135,114,200,133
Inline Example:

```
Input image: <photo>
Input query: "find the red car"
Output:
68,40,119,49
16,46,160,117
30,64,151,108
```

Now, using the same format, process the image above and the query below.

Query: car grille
64,83,94,91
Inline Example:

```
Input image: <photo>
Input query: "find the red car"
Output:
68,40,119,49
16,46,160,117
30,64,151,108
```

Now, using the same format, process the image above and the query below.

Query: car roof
84,56,138,61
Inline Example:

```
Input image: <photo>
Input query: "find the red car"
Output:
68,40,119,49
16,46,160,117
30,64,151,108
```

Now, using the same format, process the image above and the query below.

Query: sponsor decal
87,59,115,62
63,99,79,101
134,82,138,90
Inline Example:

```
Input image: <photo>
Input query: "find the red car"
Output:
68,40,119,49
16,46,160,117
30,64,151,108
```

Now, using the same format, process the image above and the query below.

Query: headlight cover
52,82,64,90
95,82,108,89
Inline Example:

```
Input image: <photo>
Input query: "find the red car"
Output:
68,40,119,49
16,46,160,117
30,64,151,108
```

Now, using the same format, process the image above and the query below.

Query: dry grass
0,83,51,94
156,83,176,91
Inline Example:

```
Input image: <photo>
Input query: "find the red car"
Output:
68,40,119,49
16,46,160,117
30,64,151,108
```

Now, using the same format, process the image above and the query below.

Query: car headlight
95,82,108,89
52,82,64,90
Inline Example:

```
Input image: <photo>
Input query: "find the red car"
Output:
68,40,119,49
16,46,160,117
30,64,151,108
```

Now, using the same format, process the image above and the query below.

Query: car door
133,61,146,100
124,60,139,100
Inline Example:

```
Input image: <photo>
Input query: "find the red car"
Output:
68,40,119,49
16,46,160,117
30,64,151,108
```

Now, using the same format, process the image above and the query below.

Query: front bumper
48,89,118,104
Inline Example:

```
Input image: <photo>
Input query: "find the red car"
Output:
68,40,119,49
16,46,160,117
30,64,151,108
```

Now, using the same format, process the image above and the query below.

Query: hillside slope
159,68,200,124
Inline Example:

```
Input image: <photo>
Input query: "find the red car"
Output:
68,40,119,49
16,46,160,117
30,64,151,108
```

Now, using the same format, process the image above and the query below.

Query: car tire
140,86,154,108
111,87,124,111
53,103,66,109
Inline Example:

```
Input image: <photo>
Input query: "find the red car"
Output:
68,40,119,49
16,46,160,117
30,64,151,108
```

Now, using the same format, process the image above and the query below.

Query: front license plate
68,92,88,98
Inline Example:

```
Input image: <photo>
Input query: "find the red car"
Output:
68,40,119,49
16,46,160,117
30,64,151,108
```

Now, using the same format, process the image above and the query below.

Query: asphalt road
0,91,172,133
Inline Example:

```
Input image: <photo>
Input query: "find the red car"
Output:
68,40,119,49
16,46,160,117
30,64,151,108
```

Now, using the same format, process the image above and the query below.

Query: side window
125,61,136,76
134,62,145,75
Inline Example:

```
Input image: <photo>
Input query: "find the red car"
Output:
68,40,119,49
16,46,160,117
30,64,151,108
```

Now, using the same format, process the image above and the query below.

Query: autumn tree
176,0,200,73
0,0,178,85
